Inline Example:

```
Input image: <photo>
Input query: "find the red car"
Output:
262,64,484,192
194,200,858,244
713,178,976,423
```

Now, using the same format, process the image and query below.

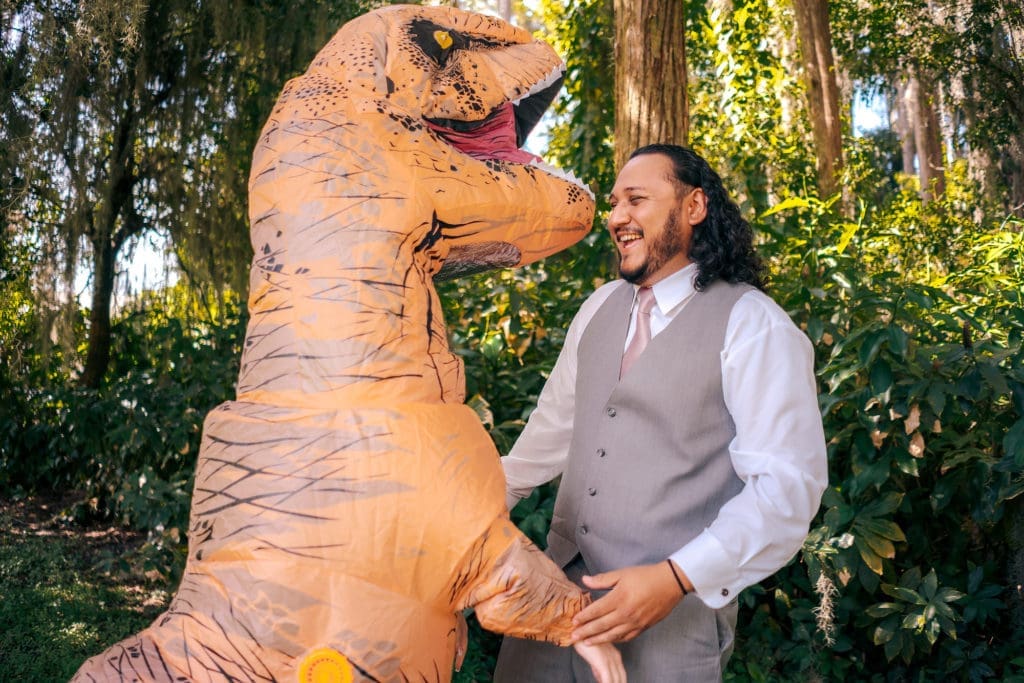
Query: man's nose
607,203,628,227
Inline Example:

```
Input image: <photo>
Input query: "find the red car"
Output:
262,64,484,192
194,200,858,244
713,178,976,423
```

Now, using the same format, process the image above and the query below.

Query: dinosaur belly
185,400,509,678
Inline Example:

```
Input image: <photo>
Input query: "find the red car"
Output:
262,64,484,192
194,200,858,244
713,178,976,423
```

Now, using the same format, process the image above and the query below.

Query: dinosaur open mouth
424,64,565,165
425,102,538,163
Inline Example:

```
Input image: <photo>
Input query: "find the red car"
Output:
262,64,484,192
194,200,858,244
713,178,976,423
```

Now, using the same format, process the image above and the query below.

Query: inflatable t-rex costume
72,4,597,682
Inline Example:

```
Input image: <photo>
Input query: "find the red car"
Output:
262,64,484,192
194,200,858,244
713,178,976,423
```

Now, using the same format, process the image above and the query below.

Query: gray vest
547,279,750,572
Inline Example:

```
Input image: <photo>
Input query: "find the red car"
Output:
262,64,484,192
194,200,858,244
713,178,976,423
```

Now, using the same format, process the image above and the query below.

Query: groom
496,144,828,681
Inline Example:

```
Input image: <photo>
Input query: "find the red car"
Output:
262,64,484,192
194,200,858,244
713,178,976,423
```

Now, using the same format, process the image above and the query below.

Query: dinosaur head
401,13,563,164
363,5,594,277
247,5,597,402
258,5,595,285
314,4,565,164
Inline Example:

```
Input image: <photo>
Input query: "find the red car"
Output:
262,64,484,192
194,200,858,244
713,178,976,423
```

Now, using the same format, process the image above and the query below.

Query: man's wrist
665,559,687,596
666,559,695,596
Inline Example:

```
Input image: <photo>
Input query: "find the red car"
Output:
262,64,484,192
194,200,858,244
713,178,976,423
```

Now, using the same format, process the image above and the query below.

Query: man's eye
629,196,643,204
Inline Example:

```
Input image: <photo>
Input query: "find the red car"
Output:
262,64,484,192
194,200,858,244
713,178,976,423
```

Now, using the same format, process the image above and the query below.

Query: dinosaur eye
433,30,453,50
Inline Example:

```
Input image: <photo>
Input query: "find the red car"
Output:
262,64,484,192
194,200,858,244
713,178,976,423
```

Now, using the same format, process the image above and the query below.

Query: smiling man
495,144,829,681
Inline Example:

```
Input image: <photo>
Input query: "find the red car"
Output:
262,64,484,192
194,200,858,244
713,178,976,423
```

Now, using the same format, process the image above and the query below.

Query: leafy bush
727,172,1024,679
0,285,245,580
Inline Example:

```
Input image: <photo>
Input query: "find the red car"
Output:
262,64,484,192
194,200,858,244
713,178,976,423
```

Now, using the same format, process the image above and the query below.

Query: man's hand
573,641,626,683
571,561,688,644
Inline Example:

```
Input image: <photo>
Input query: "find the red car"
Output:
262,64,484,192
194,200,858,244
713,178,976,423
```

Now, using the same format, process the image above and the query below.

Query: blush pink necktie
620,286,656,378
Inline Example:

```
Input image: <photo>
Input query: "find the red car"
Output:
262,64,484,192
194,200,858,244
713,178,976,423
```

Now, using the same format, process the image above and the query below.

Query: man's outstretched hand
573,641,626,683
571,561,688,645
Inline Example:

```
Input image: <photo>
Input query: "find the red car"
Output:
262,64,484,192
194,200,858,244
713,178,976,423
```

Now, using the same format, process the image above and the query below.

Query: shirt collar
631,263,699,314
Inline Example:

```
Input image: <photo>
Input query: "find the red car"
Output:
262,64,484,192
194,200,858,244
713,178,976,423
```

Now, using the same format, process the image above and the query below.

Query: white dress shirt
502,263,828,609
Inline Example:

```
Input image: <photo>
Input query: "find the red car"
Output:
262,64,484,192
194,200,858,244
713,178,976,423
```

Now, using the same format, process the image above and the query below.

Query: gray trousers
493,555,738,682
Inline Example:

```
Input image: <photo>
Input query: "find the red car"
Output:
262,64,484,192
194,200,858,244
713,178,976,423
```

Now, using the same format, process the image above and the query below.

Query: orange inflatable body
72,5,595,682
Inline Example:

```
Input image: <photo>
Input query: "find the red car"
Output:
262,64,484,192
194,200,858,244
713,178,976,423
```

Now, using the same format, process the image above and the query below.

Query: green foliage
538,0,617,203
727,160,1024,679
439,246,612,454
688,0,819,216
1,285,245,580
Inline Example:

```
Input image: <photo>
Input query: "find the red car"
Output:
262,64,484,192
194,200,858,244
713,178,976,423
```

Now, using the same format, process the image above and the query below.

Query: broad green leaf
870,359,893,395
860,518,907,542
921,569,938,600
978,361,1010,396
761,196,811,216
904,290,934,309
855,536,884,574
894,449,921,476
937,587,965,603
1003,418,1024,466
872,615,899,645
902,612,926,630
807,317,824,343
863,491,904,517
883,629,903,660
926,382,948,418
887,325,909,359
859,531,896,559
899,566,924,588
882,584,927,605
859,329,888,367
865,602,903,618
957,368,983,401
836,221,859,253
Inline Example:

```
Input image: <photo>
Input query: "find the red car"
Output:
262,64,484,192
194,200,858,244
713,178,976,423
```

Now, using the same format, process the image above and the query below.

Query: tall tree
1,2,32,219
831,0,1023,210
792,0,844,199
613,0,688,171
8,0,364,388
905,72,947,202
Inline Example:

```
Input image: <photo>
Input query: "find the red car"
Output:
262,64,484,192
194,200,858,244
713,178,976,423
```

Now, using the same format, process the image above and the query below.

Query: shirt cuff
669,530,741,609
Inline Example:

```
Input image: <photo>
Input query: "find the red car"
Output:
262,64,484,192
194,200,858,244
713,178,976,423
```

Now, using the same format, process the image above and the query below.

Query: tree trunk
78,105,139,389
497,0,511,22
79,236,116,389
907,73,946,203
792,0,843,200
893,81,917,176
613,0,688,172
1006,134,1024,217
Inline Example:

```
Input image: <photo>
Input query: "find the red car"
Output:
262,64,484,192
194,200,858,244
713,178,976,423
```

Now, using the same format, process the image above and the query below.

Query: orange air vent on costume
72,4,596,682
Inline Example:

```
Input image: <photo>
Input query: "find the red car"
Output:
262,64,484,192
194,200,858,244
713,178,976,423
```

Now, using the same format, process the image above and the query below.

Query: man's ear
687,188,708,225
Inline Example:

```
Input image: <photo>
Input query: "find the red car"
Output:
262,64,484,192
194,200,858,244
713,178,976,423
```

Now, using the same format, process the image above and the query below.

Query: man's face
607,153,706,287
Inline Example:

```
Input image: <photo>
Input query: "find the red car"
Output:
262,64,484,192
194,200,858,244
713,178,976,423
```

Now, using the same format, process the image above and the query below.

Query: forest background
1,0,1023,680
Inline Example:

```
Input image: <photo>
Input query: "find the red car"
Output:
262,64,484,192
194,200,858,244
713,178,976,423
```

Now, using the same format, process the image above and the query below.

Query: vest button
606,407,616,417
596,448,606,457
587,487,597,496
721,588,730,597
579,525,588,535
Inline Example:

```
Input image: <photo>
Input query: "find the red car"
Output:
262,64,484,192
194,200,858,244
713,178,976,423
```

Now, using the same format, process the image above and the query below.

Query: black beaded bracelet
666,559,688,596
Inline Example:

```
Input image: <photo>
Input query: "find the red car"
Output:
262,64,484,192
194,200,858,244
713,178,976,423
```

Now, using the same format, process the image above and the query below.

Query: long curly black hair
630,144,766,292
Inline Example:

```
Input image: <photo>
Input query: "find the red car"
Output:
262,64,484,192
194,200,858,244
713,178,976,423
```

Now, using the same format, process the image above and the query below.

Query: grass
0,494,172,682
0,493,503,682
0,491,519,682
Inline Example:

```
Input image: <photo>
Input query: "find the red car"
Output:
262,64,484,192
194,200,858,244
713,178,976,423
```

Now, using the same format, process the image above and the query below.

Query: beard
619,208,688,284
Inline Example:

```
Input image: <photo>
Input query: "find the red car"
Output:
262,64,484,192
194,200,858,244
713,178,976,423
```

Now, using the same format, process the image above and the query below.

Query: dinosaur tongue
426,102,541,164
